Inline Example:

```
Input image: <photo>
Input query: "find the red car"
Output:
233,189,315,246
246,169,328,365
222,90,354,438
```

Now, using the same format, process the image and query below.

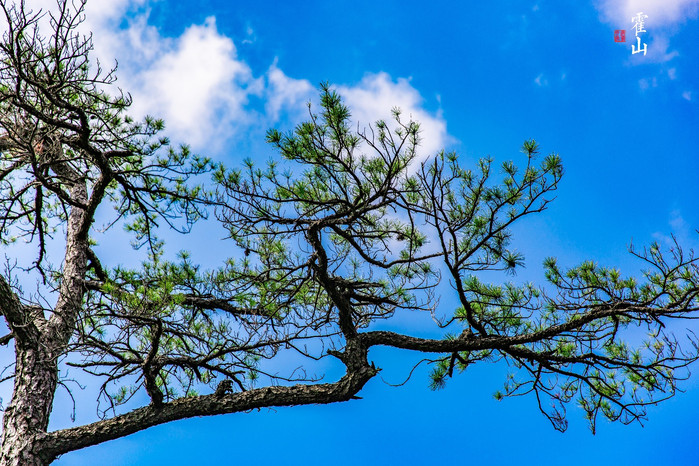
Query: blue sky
18,0,697,464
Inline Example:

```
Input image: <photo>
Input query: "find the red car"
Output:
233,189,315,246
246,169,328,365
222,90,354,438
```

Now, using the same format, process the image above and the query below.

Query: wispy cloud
534,73,548,87
242,24,256,45
592,0,698,105
638,76,658,90
19,0,453,157
264,62,315,123
630,34,680,63
594,0,699,27
337,73,451,162
652,210,698,249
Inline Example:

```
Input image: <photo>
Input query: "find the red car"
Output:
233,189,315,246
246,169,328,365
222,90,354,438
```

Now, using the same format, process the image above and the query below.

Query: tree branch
38,356,377,461
0,276,41,346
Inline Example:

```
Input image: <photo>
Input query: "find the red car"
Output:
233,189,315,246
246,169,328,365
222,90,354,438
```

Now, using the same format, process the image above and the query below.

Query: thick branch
0,332,13,345
0,276,41,346
361,329,496,352
38,358,377,461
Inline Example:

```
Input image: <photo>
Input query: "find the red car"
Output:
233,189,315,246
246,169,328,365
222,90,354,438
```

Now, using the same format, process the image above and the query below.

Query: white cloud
682,91,692,100
85,0,146,24
638,76,658,90
595,0,699,27
534,73,548,86
632,34,679,63
337,73,451,162
11,1,452,158
262,71,452,162
597,1,695,75
652,210,697,249
264,63,314,123
16,0,145,41
668,68,677,79
13,1,264,151
242,24,256,45
669,211,689,232
125,17,263,149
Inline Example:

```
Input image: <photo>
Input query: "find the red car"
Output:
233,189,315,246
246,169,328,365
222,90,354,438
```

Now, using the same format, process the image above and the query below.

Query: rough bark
0,345,57,466
36,341,377,462
0,178,89,466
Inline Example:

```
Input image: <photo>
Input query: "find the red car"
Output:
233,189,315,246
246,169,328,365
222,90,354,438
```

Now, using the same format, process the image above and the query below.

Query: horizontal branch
361,330,502,352
0,332,13,346
38,356,377,461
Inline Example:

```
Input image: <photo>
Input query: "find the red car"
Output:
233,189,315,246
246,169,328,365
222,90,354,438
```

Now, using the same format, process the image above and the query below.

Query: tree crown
0,2,697,464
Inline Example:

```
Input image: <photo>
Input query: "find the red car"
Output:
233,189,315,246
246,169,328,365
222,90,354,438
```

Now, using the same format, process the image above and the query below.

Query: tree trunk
0,344,58,465
0,172,88,465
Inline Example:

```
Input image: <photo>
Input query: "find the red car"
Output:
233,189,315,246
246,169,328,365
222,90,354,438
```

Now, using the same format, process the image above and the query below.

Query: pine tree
0,2,697,464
